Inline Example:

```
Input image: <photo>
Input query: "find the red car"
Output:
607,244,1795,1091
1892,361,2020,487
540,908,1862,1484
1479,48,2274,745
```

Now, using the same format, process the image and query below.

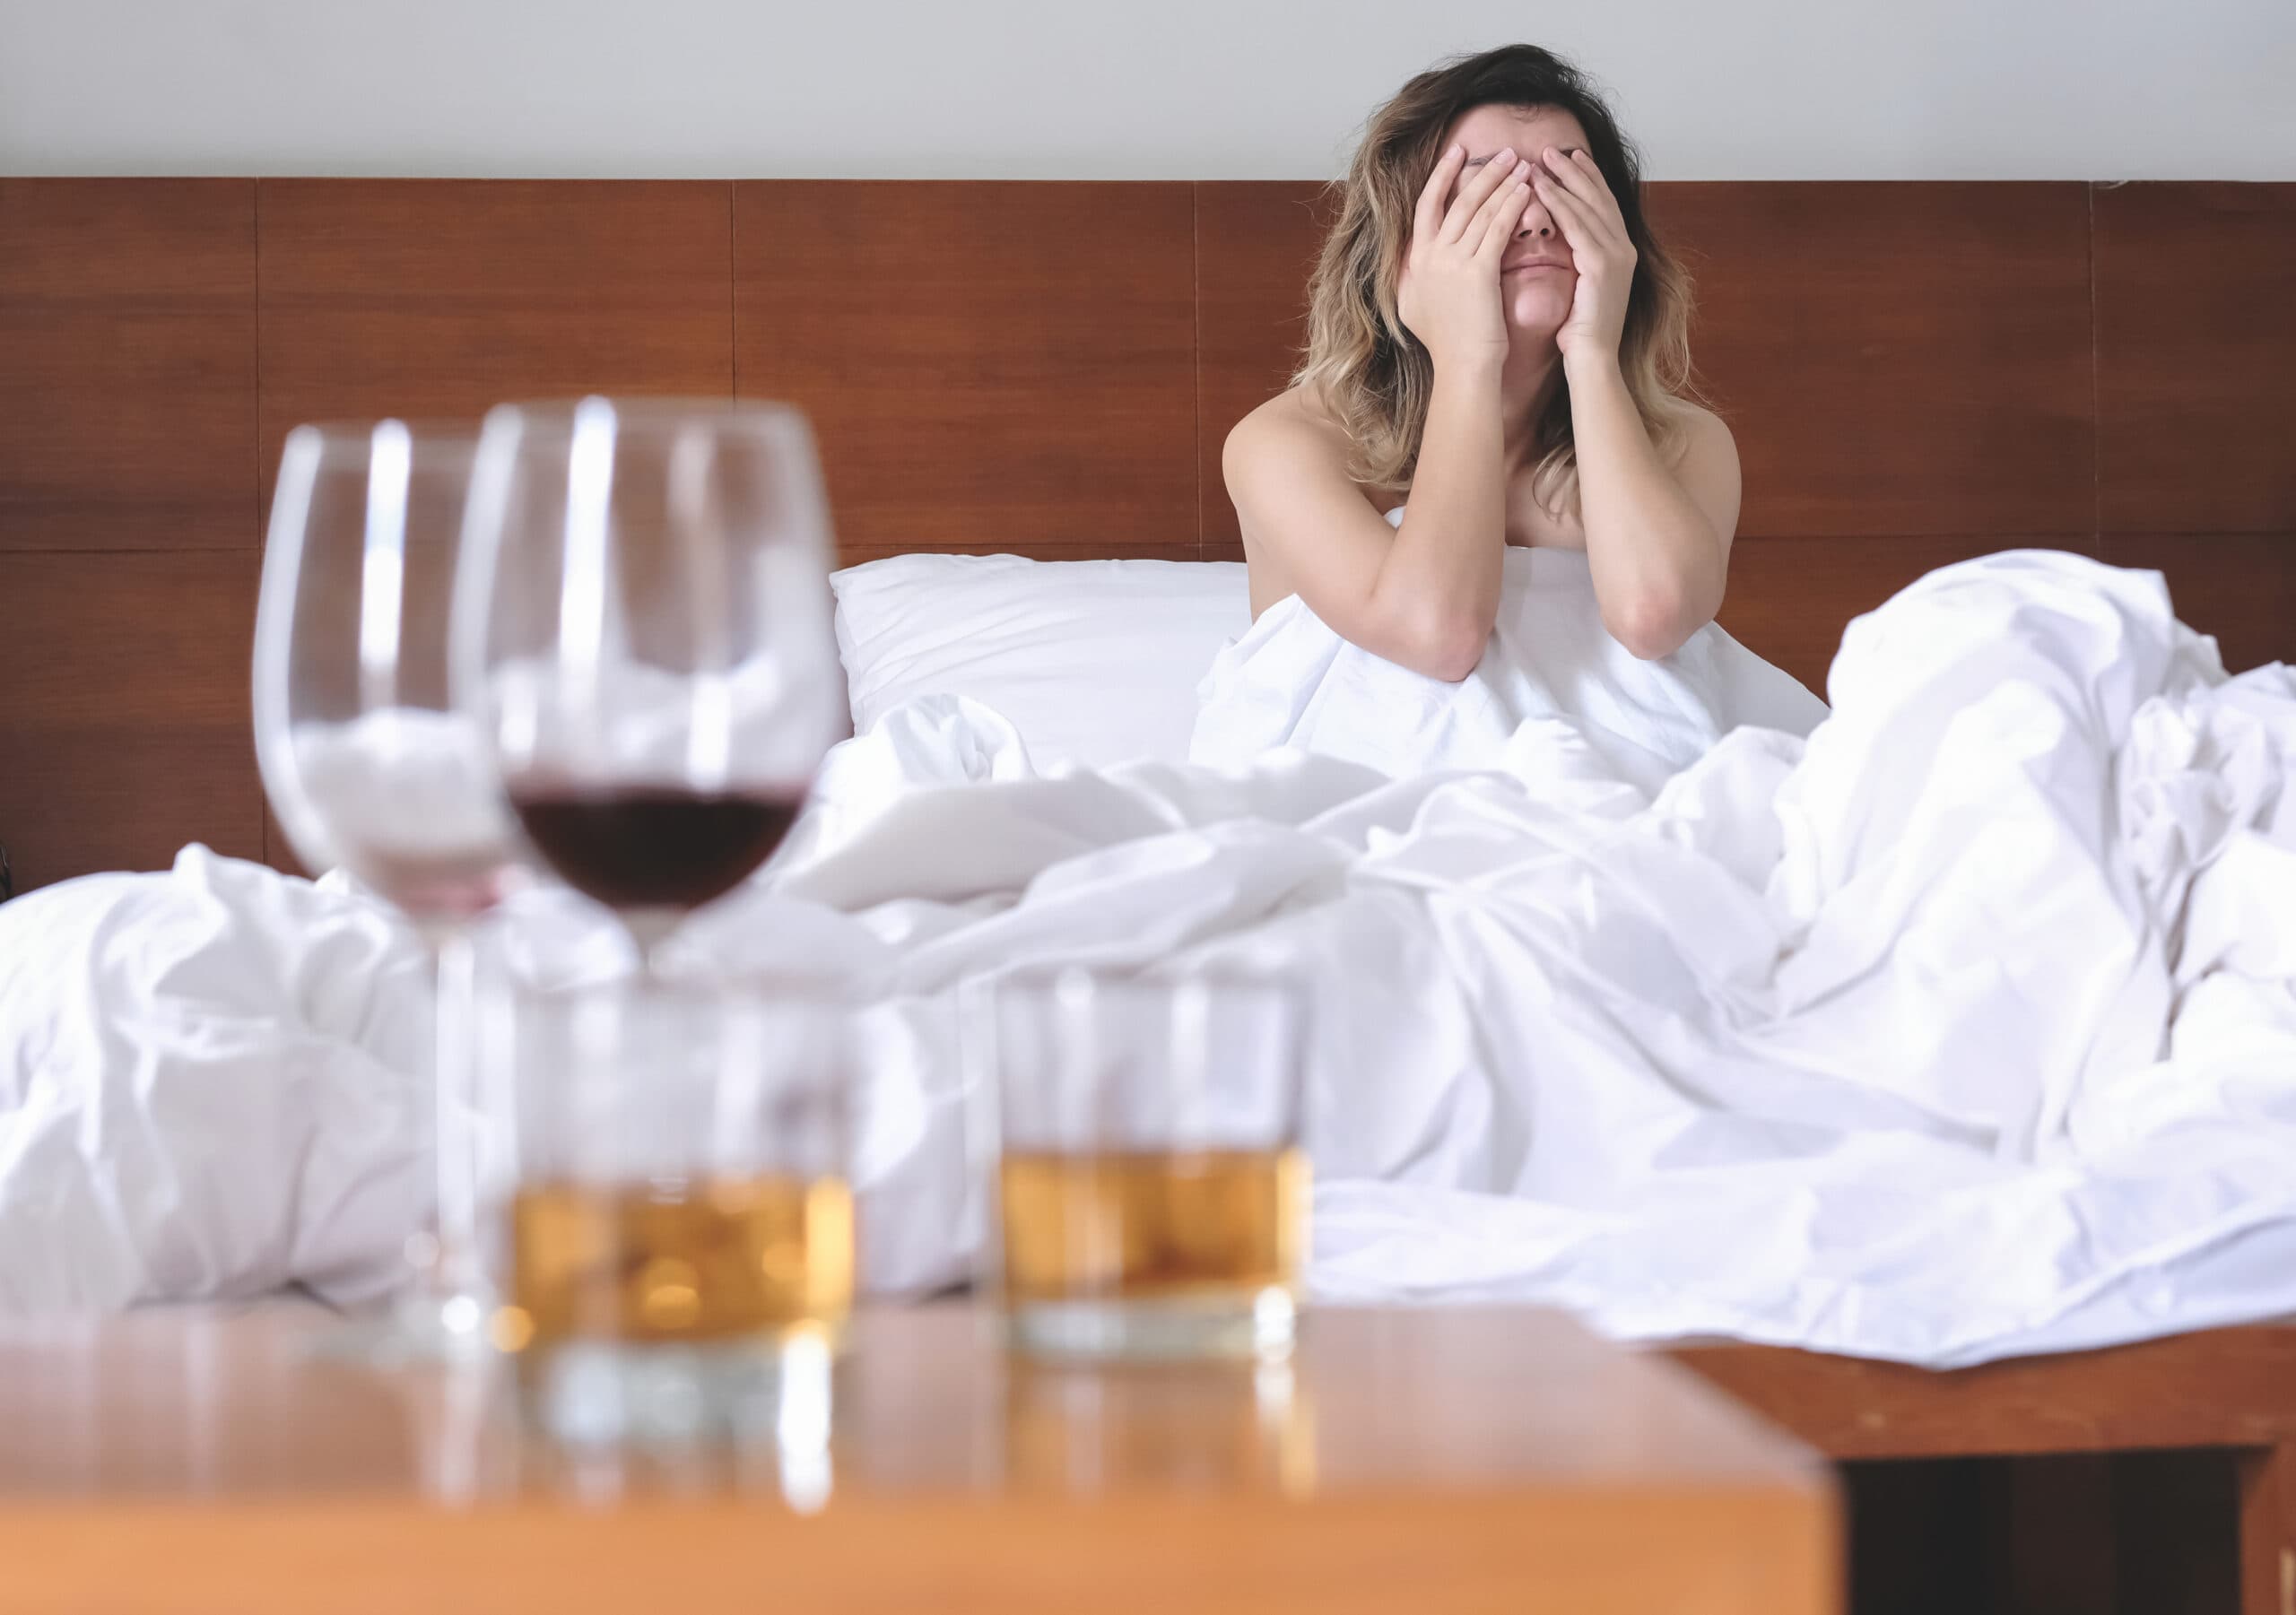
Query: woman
1224,44,1735,679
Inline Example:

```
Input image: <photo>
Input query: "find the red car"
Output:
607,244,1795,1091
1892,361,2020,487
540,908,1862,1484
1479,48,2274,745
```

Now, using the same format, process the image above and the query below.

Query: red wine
508,785,804,912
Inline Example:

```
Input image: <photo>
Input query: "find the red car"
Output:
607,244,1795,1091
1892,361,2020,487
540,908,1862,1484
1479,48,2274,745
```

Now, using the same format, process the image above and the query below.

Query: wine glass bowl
256,421,521,926
451,397,842,949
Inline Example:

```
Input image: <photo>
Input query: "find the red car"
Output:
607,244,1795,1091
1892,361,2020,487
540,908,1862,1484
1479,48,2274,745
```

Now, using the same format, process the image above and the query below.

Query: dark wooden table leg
2239,1443,2294,1615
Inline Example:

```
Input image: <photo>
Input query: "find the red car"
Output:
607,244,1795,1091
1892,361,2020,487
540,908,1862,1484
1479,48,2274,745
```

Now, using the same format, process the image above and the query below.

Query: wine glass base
303,1289,495,1368
1003,1288,1299,1365
516,1331,836,1454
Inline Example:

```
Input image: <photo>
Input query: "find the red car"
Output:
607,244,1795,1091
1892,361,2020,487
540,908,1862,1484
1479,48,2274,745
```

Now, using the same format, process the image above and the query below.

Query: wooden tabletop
0,1302,1837,1614
1674,1324,2296,1460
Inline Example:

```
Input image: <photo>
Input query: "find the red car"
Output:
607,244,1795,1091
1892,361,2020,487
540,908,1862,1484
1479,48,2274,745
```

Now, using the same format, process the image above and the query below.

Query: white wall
2,0,2290,181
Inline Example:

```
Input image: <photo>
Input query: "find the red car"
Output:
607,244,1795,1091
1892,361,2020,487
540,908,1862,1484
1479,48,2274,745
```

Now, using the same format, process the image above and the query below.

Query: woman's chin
1503,307,1568,350
1501,287,1570,342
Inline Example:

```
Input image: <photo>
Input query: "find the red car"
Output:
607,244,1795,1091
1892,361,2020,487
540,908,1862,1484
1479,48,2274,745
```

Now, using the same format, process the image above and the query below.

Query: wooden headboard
2,178,2291,892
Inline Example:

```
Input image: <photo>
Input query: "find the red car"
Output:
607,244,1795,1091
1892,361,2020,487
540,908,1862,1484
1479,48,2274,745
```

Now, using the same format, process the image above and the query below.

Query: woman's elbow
1398,609,1492,682
1605,586,1706,662
1353,595,1490,681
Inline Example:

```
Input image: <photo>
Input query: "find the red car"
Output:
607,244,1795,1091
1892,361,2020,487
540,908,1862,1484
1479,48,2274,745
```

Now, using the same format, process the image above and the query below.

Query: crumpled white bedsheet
1192,537,1832,790
4,550,2294,1368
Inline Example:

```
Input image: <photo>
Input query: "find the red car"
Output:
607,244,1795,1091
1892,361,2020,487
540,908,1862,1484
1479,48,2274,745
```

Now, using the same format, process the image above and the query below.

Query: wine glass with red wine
254,418,523,1359
450,397,843,961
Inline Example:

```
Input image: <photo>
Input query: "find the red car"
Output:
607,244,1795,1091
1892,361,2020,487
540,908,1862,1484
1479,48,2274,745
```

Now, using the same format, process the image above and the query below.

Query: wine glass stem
622,908,679,977
430,924,481,1315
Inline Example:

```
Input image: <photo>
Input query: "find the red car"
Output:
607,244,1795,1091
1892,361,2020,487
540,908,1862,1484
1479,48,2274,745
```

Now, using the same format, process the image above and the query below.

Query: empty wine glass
254,419,522,1358
450,397,843,963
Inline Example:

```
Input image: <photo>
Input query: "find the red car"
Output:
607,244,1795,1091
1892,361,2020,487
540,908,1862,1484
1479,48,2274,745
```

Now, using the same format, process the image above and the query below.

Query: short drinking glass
988,970,1309,1363
482,975,855,1440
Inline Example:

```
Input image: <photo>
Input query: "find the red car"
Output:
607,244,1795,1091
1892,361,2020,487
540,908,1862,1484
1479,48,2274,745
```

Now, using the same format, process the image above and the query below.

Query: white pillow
830,553,1251,771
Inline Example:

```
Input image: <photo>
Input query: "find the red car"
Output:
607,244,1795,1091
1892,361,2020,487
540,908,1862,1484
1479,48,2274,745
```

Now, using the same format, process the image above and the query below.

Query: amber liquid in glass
499,1175,853,1352
997,1147,1307,1303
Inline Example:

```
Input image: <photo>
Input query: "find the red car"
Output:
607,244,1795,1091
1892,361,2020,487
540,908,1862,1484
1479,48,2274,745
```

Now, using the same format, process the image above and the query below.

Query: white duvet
4,550,2295,1368
1193,525,1831,788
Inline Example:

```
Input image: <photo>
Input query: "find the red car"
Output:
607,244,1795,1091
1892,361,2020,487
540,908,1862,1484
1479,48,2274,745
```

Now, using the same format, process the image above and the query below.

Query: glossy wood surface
0,1304,1836,1615
2100,532,2296,677
0,178,257,553
0,551,263,890
256,178,735,500
2095,182,2296,535
735,181,1197,558
1670,1324,2296,1464
1648,182,2097,542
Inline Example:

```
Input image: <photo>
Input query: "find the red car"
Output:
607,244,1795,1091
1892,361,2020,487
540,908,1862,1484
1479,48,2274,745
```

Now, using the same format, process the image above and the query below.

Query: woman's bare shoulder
1227,384,1344,459
1223,386,1396,513
1666,401,1737,465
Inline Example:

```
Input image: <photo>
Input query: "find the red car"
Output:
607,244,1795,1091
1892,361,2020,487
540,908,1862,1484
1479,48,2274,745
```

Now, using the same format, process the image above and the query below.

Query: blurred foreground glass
987,971,1309,1363
478,974,855,1446
450,397,843,965
253,420,517,1358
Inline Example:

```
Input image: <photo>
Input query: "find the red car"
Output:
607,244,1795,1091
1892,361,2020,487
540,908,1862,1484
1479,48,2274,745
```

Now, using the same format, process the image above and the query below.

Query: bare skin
1223,103,1741,677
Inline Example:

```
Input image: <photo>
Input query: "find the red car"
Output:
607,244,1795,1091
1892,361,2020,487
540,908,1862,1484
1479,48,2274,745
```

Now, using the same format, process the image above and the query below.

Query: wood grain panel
1671,1324,2296,1463
0,551,261,890
1648,183,2094,540
1196,182,1335,550
2096,182,2296,534
735,182,1196,559
2100,533,2296,673
257,179,734,498
0,179,257,551
1717,535,2096,698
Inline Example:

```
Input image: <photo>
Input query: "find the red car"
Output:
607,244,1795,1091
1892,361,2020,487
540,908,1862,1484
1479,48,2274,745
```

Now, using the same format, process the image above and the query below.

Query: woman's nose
1516,204,1554,239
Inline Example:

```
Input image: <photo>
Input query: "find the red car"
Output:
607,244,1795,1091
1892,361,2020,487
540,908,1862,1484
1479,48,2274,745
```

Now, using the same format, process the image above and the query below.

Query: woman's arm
1567,362,1738,658
1535,146,1737,660
1227,364,1505,682
1227,142,1539,683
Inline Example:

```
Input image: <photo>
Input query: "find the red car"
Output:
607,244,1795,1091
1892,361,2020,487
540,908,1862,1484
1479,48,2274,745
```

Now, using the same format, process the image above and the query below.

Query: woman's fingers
1544,147,1626,231
1533,171,1595,253
1413,143,1466,242
1439,146,1519,242
1462,159,1533,251
1535,147,1598,205
1474,171,1536,257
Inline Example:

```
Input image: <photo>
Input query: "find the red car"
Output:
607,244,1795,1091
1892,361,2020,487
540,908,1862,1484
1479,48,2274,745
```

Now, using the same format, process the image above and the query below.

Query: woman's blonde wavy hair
1294,43,1701,511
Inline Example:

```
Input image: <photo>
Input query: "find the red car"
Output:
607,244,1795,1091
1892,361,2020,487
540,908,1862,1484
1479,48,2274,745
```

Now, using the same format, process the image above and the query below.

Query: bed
3,174,2294,1610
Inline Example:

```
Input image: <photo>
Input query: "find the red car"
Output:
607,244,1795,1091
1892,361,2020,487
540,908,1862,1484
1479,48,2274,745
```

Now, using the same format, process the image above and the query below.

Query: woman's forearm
1566,353,1726,658
1371,355,1509,671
